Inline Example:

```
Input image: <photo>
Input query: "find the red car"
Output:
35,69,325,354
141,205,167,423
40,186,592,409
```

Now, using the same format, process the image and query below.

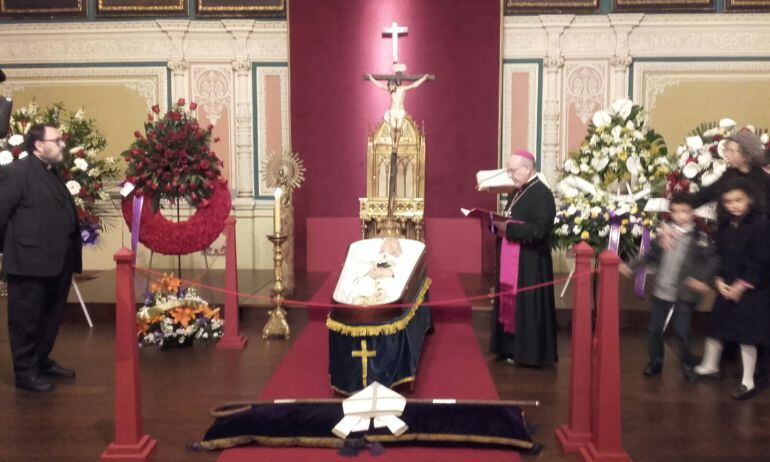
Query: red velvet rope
133,264,598,310
122,180,232,256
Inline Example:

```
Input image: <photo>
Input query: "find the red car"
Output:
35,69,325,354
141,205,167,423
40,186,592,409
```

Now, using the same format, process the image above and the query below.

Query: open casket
327,238,432,394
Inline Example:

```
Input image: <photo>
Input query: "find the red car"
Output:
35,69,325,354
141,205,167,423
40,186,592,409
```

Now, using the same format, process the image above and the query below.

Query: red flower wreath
122,180,231,255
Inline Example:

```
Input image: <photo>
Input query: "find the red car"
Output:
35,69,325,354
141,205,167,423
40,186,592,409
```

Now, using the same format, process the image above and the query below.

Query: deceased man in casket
333,238,425,306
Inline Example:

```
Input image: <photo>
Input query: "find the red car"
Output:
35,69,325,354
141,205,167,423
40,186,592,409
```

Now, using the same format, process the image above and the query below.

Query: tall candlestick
274,187,283,235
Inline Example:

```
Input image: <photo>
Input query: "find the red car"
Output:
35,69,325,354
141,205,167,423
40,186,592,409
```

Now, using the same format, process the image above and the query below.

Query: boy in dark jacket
621,193,718,381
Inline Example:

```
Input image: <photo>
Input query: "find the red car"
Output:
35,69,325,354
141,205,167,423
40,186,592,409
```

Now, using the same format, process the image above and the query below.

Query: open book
476,168,514,193
461,207,510,223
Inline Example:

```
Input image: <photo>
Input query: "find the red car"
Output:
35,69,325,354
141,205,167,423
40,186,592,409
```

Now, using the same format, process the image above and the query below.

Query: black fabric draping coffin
200,400,536,451
328,303,432,394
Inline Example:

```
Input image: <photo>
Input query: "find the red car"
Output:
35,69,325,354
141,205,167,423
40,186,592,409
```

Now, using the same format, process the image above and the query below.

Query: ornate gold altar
359,115,425,241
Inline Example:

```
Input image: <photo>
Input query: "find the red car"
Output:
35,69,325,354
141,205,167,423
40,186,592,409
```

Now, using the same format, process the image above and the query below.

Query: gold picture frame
96,0,187,17
725,0,770,11
613,0,714,12
196,0,285,17
0,0,85,17
504,0,599,14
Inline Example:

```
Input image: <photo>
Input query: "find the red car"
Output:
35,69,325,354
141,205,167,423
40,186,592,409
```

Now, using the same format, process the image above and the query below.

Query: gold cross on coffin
352,339,377,388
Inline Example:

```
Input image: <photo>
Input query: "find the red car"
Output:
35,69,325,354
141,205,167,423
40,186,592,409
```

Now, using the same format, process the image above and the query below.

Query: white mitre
332,382,408,439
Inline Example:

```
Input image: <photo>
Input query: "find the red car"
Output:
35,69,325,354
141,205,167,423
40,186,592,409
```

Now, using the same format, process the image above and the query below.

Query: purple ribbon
607,214,622,253
634,226,651,298
131,195,144,259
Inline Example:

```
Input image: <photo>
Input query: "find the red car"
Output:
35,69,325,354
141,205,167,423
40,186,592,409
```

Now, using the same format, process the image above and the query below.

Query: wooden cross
383,21,408,64
351,339,377,387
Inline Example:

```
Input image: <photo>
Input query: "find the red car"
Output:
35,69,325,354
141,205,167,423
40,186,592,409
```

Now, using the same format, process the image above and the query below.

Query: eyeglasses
43,138,65,144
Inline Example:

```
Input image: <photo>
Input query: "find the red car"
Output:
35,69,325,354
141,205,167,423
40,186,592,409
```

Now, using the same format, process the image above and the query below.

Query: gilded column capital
544,56,565,70
167,59,187,73
610,55,633,69
232,60,251,74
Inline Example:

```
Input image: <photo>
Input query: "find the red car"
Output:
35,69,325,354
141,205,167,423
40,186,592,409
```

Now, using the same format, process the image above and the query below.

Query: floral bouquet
0,102,119,244
667,119,770,196
554,98,670,258
560,98,671,196
136,273,223,348
122,99,223,212
553,194,658,258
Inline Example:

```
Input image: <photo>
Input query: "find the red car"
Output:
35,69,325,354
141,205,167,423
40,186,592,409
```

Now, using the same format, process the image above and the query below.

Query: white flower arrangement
554,98,667,257
667,119,766,196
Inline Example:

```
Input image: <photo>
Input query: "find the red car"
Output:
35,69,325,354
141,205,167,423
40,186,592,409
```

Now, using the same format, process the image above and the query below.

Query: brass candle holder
263,232,290,339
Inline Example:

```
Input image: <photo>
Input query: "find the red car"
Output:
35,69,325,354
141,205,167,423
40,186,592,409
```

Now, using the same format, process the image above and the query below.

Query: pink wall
264,75,284,158
290,0,501,271
509,72,531,153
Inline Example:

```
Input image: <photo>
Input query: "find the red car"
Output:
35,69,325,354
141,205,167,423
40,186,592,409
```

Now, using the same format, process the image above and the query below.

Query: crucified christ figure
366,74,432,152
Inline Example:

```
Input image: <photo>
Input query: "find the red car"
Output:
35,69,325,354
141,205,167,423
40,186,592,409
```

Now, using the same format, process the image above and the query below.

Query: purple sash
131,195,144,260
499,222,522,334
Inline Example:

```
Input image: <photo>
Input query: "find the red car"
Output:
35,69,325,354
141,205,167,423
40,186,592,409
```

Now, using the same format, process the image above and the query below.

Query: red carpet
216,274,523,462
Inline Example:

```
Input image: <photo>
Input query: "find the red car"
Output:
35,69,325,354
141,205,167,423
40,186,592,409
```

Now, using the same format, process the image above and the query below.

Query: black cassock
491,177,557,366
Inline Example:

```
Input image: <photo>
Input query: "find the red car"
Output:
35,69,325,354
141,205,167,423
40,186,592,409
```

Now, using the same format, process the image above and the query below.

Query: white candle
274,187,283,235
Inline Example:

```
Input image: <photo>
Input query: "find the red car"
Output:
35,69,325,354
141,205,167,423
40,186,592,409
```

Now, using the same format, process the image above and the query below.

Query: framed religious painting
96,0,187,17
196,0,285,17
725,0,770,11
0,0,86,18
613,0,714,12
504,0,599,14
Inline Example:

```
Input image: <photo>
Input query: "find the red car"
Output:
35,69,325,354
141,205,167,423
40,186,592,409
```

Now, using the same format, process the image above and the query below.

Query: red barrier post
217,217,248,349
102,248,157,461
556,242,595,452
580,250,631,462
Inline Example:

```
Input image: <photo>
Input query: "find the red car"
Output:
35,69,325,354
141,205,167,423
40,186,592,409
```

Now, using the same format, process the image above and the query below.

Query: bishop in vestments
492,150,557,367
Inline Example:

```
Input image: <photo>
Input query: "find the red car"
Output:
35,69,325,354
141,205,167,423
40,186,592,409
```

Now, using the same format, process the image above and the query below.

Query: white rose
87,168,100,178
633,131,644,141
65,180,81,196
599,226,610,237
610,98,634,119
719,118,736,130
611,125,623,142
625,120,636,130
567,205,577,216
678,152,691,167
73,158,88,171
591,156,609,172
686,136,704,151
18,151,27,159
745,124,757,133
682,162,700,179
717,139,727,157
0,150,13,165
69,146,85,156
761,133,769,144
697,151,712,168
592,110,612,128
702,127,721,138
689,183,700,193
701,171,721,187
676,145,686,156
572,225,582,234
8,134,24,146
580,162,590,172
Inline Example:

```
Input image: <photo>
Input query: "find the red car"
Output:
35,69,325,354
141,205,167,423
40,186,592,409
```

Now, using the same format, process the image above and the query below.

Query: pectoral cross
383,21,408,64
352,339,377,387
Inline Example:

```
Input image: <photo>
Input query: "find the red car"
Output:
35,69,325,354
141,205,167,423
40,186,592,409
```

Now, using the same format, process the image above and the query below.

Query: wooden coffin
331,238,427,324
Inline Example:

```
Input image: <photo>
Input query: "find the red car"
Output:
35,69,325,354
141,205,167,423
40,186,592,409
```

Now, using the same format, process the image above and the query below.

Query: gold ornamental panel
359,198,424,241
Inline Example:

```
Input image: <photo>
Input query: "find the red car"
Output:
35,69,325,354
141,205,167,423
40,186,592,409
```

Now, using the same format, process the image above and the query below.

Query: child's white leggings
696,337,757,389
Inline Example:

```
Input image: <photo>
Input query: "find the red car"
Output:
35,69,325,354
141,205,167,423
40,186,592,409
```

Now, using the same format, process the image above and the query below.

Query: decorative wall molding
97,0,187,17
502,13,770,185
632,60,770,114
254,65,290,197
0,66,168,112
502,62,541,167
0,0,85,18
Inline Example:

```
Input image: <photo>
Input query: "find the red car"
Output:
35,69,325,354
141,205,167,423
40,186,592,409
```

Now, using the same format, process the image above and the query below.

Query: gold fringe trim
365,432,534,450
331,375,415,396
199,435,343,451
326,278,431,337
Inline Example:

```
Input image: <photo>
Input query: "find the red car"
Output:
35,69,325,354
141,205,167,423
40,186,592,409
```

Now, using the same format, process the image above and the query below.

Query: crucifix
383,21,408,64
352,339,377,388
364,21,435,234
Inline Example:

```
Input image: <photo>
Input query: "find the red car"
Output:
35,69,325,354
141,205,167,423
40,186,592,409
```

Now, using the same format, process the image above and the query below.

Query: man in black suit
0,124,82,392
